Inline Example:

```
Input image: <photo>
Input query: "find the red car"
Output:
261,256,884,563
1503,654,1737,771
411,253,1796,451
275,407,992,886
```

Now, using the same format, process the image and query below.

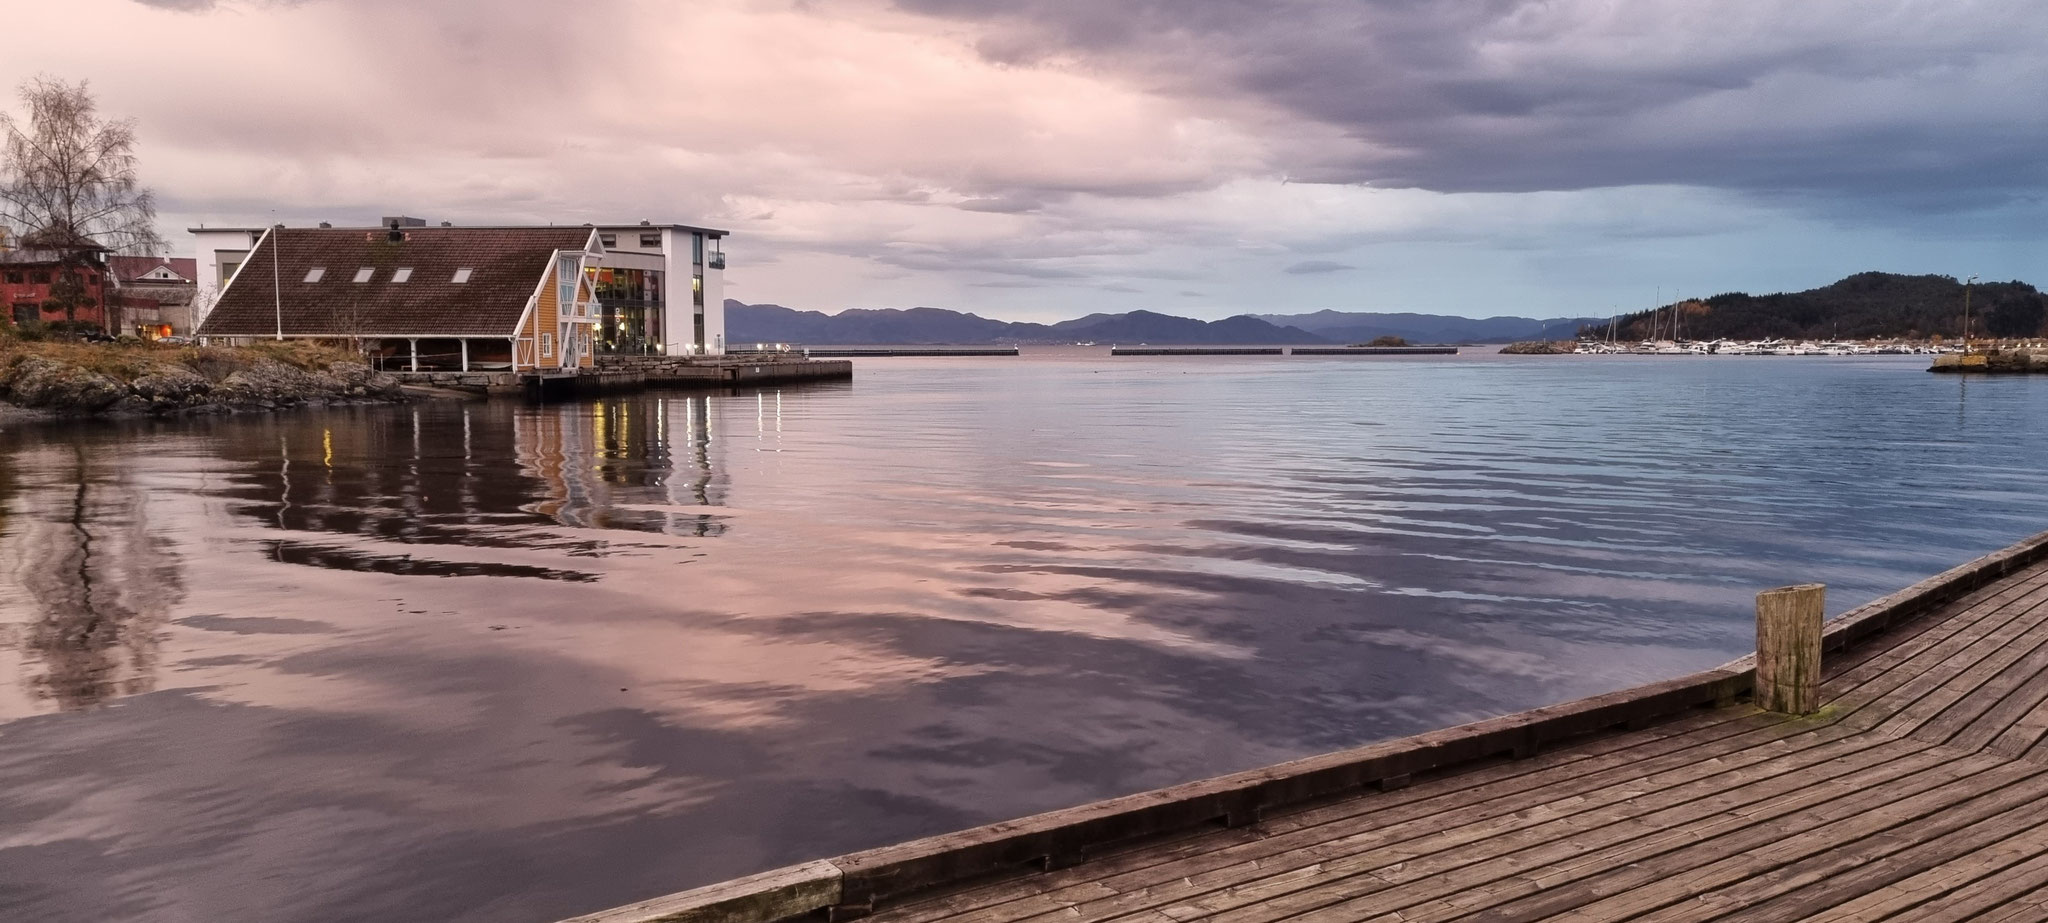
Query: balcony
707,252,726,270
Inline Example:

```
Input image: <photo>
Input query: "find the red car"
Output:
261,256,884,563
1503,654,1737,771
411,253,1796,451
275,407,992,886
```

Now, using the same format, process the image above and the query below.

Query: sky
4,0,2044,321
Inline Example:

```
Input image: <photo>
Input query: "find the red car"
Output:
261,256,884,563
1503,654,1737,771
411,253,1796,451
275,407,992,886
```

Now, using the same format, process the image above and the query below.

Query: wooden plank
1820,564,2048,681
1876,595,2048,742
874,711,1789,923
555,861,841,923
1791,824,2048,922
1148,738,1949,923
1439,755,2042,923
1825,578,2048,724
1646,776,2048,923
1821,571,2048,712
1914,599,2048,751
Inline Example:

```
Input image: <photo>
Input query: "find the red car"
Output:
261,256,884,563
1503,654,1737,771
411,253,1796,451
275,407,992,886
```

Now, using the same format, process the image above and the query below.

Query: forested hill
1593,273,2047,341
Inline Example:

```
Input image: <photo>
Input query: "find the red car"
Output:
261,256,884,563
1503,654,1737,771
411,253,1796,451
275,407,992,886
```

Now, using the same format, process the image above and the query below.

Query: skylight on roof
303,267,325,283
391,267,412,283
353,267,374,283
452,268,473,283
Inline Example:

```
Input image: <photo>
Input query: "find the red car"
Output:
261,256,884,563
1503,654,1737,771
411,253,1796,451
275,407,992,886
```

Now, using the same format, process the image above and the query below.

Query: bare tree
0,77,164,327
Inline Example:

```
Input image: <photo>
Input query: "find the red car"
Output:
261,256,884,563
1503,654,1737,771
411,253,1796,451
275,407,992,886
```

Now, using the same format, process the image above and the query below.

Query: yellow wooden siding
528,263,561,370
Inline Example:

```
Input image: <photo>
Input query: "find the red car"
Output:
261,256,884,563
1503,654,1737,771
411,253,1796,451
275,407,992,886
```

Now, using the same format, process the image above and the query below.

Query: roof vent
640,220,651,226
318,221,332,229
386,218,406,243
440,221,452,227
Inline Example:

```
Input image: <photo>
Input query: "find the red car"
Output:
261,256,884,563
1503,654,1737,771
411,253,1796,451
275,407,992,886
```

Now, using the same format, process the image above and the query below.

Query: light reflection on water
0,352,2044,922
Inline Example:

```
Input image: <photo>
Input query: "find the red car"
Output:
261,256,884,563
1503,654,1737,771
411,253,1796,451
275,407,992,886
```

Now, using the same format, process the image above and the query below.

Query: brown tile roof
198,227,593,338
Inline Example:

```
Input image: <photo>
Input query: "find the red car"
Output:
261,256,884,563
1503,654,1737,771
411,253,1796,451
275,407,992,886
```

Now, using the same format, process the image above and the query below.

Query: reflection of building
1,445,180,709
193,218,729,356
512,396,731,536
196,223,603,373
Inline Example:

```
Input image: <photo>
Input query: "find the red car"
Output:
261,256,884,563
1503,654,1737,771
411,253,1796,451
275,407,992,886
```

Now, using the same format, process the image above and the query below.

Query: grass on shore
0,330,361,384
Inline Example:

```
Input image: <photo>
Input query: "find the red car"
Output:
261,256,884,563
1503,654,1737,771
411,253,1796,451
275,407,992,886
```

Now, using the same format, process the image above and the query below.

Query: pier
565,529,2048,923
391,356,852,399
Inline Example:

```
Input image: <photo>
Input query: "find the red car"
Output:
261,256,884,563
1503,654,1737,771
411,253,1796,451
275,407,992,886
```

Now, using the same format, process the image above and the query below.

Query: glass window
452,268,473,283
3,272,19,284
303,268,325,283
30,271,50,284
352,267,374,283
540,332,554,357
691,233,704,264
600,233,616,247
220,260,242,283
557,256,578,307
391,268,412,283
640,232,660,248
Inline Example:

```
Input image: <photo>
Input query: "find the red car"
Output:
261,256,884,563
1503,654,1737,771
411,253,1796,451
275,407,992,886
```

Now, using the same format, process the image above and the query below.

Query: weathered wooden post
1755,584,1824,714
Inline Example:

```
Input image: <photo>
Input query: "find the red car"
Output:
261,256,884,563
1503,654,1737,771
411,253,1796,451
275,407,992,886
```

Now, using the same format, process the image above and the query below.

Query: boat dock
565,528,2048,923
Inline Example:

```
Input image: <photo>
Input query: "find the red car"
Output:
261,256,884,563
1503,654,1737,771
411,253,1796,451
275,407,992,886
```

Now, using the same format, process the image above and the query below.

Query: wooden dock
564,530,2048,923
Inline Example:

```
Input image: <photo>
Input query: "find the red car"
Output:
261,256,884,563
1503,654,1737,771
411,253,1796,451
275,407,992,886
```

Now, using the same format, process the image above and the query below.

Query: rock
130,364,211,409
105,396,152,415
214,359,318,407
0,357,128,412
1499,340,1575,355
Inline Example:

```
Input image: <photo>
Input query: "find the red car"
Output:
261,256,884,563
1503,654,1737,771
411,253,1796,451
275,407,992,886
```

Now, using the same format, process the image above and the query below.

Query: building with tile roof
192,218,729,358
197,223,605,373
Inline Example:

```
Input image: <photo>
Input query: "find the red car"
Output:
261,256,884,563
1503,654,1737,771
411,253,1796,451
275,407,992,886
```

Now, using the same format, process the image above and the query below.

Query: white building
190,217,728,355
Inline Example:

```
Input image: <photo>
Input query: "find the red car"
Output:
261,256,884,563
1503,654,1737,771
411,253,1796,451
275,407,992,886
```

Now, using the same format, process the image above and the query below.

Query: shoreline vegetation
0,335,407,420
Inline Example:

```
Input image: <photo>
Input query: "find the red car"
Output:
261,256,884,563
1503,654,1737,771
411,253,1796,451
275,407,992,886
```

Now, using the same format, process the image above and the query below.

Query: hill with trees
1591,273,2046,342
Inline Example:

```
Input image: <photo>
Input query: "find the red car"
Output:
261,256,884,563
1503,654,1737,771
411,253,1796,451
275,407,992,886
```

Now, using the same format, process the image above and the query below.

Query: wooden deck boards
868,557,2048,923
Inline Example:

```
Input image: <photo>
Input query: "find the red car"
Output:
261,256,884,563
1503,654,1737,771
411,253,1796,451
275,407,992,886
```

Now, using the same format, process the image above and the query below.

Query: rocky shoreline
0,341,410,419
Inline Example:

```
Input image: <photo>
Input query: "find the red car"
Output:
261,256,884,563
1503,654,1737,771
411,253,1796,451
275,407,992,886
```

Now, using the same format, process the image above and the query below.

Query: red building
0,229,113,331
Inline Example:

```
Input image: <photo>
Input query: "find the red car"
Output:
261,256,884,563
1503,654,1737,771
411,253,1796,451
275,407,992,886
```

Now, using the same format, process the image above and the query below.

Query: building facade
107,256,200,339
197,224,603,374
0,234,113,330
191,218,728,355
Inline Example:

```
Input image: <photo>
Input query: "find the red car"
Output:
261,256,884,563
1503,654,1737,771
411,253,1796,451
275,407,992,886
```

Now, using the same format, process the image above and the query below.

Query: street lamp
1963,275,1978,355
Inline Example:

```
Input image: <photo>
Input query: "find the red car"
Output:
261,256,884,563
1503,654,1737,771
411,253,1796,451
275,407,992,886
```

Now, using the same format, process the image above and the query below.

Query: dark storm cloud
889,0,2048,209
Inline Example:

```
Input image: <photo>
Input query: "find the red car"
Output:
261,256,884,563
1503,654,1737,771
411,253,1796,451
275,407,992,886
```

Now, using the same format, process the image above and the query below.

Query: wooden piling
1756,583,1825,714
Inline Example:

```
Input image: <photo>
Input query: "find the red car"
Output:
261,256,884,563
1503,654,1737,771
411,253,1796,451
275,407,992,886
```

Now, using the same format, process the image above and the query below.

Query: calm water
2,351,2046,922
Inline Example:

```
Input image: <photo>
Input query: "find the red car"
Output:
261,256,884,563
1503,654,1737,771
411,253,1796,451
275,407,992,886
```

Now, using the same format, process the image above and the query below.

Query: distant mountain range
724,301,1594,346
724,272,2044,346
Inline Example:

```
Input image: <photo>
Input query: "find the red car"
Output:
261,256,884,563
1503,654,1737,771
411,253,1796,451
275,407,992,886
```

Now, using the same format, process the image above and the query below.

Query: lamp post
1962,275,1978,355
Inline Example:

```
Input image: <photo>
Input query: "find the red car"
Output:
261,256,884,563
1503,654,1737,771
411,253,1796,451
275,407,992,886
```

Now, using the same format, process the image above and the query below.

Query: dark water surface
3,351,2046,922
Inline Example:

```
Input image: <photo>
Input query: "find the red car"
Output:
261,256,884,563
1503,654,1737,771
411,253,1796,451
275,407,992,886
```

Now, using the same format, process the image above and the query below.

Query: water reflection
1,443,181,709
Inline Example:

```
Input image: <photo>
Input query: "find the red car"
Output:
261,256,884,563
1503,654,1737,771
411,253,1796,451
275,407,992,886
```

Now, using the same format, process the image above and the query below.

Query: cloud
887,0,2048,208
1283,260,1354,275
2,0,2037,323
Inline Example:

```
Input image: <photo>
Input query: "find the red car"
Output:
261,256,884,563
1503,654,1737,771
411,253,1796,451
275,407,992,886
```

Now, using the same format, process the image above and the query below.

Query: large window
691,233,704,265
556,255,579,309
592,267,665,355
